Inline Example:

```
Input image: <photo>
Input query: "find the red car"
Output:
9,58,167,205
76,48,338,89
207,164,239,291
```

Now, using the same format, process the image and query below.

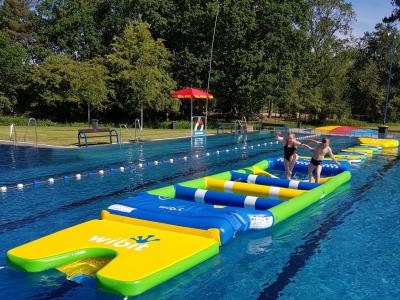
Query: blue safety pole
384,31,396,124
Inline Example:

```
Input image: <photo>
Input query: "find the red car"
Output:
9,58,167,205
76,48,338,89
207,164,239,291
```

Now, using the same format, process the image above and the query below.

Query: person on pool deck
276,131,304,180
304,137,340,183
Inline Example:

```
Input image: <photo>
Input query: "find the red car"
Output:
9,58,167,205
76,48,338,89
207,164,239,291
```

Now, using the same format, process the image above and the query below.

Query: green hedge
147,119,220,129
0,115,112,127
317,119,377,128
317,119,398,128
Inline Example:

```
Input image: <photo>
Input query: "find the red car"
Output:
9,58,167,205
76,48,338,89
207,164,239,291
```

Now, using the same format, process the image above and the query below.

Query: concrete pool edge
0,133,218,149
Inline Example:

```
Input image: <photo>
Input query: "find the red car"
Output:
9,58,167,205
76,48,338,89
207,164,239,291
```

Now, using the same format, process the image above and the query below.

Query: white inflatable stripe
288,180,300,189
194,189,207,202
224,181,234,193
269,186,280,196
232,213,246,225
244,196,258,208
247,174,258,184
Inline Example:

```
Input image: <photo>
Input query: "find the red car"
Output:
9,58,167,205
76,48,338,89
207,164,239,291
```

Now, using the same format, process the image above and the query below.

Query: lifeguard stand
171,88,213,148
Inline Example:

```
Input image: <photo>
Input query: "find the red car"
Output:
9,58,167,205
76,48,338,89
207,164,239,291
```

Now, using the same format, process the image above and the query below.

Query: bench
77,128,119,146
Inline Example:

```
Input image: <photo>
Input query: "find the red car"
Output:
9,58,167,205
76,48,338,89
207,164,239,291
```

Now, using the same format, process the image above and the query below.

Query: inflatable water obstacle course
7,139,395,296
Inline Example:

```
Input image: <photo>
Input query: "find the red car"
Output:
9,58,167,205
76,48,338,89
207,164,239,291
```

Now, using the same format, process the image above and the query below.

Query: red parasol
170,88,213,99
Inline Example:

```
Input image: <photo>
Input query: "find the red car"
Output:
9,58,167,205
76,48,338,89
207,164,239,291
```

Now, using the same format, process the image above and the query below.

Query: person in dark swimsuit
284,142,297,161
276,132,303,179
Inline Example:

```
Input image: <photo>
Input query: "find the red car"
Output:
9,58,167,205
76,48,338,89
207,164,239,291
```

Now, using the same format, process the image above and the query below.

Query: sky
350,0,394,36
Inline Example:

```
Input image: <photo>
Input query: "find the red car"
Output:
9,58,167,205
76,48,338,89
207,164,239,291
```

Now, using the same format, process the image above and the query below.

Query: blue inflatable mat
174,185,284,209
106,193,274,244
267,158,351,176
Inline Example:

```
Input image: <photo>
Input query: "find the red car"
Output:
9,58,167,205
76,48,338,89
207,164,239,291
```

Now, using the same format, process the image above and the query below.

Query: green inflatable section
96,244,219,296
147,171,232,197
251,159,269,170
268,171,351,225
8,248,116,272
147,162,273,198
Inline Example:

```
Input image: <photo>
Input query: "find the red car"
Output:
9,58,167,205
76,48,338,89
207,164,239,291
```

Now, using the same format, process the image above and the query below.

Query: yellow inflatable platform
358,137,399,148
205,177,305,199
7,218,219,296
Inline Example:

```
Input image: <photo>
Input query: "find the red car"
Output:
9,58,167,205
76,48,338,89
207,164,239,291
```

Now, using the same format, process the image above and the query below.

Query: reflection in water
239,132,248,159
191,136,207,148
247,235,273,255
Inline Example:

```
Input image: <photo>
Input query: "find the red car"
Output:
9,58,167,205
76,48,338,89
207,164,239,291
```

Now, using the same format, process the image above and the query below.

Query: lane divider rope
0,134,319,193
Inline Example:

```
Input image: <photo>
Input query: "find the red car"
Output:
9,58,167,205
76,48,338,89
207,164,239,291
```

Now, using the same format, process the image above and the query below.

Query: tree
348,24,400,122
1,0,396,123
0,31,27,114
106,20,177,126
384,0,400,23
36,0,104,60
0,0,35,46
298,0,354,120
351,60,386,120
254,0,311,118
30,55,108,122
94,0,175,54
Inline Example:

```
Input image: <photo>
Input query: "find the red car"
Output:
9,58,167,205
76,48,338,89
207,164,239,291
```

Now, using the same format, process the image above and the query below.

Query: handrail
235,116,248,135
119,124,132,143
9,123,17,145
134,118,142,142
241,116,248,132
234,120,242,135
23,118,38,147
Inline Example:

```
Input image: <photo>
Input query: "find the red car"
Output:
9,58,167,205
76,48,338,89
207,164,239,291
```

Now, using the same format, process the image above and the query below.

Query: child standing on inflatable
304,137,340,183
276,131,303,180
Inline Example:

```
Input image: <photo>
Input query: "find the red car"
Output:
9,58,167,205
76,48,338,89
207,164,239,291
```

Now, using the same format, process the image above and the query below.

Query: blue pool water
0,132,399,299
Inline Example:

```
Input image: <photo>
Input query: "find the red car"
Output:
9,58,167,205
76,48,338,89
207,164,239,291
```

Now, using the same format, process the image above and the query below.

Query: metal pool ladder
235,116,248,135
119,124,132,143
134,118,142,142
23,118,38,147
9,123,17,145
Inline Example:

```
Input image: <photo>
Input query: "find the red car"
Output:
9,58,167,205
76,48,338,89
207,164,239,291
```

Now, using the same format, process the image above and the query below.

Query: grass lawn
0,126,217,147
1,119,399,147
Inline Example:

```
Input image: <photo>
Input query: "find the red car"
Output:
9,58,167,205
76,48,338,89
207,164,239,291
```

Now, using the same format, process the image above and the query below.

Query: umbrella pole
191,98,193,137
205,98,208,135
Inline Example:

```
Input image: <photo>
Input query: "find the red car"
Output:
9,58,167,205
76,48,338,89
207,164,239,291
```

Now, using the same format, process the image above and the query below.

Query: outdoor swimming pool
0,132,399,299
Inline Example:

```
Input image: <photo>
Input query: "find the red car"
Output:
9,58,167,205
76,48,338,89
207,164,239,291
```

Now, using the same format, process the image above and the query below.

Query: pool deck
0,126,221,149
0,134,211,149
2,128,383,149
0,139,76,149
